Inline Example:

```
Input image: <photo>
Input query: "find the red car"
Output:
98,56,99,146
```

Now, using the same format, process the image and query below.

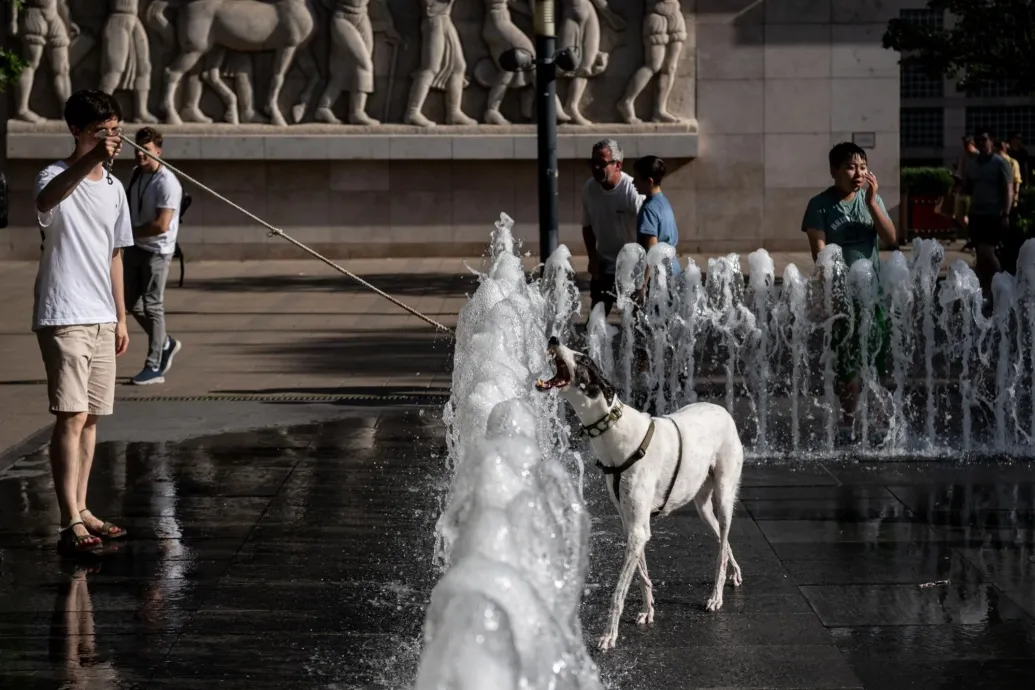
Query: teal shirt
801,188,887,269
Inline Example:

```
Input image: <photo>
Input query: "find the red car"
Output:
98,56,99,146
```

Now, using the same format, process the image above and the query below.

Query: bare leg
51,412,89,538
566,77,590,125
75,416,98,525
619,44,665,124
653,41,683,123
445,73,477,125
179,74,213,123
49,45,71,106
485,72,514,125
349,92,377,126
14,43,45,122
976,242,1000,300
162,51,205,124
405,71,436,127
292,50,321,124
202,68,239,124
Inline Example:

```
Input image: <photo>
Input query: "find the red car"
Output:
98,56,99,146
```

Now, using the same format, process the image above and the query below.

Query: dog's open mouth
535,347,571,391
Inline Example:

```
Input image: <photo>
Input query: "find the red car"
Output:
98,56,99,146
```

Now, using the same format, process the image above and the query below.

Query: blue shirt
637,192,681,276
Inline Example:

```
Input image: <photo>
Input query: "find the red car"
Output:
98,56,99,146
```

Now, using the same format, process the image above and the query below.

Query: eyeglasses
589,159,616,169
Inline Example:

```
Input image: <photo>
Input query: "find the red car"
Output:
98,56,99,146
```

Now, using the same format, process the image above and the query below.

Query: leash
99,129,454,336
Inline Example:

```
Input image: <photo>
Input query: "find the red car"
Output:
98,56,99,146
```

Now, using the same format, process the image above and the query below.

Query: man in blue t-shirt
633,154,680,280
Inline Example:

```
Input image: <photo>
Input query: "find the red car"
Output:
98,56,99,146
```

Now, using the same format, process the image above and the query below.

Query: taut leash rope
99,129,454,335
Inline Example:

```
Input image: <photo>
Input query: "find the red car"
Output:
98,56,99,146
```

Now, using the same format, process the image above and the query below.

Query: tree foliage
883,0,1035,94
1,1,27,93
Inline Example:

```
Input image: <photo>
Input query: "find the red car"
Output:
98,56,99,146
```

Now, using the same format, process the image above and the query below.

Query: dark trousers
123,245,172,370
590,273,616,317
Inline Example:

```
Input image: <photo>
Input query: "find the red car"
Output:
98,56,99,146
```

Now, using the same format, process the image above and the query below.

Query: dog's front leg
636,553,654,626
599,520,649,651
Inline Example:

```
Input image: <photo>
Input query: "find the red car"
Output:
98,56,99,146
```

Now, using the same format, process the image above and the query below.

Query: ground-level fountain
415,214,1035,688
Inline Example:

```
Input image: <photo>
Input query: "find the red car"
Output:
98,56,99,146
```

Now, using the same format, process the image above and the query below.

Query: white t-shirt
127,165,182,255
33,161,135,331
581,172,644,275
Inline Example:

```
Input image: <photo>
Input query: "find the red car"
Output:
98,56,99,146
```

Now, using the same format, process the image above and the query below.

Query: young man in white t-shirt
581,139,644,316
34,89,134,555
124,126,183,385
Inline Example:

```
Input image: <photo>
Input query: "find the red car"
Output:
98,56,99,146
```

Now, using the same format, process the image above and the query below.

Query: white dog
535,336,744,651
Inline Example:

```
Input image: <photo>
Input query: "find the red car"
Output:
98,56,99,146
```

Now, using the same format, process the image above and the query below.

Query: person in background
632,154,681,282
1008,132,1030,187
33,89,133,555
954,135,978,252
802,142,896,440
995,138,1022,216
124,126,183,385
960,131,1013,303
581,138,643,316
997,137,1025,275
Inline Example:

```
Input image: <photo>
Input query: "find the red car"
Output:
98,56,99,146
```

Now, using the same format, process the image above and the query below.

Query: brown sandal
57,519,103,556
80,509,128,540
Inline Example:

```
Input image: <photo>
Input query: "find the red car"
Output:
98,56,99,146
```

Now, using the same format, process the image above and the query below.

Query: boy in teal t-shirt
801,142,898,436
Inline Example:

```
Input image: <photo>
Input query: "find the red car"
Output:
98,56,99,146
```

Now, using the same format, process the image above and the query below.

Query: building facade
2,0,912,260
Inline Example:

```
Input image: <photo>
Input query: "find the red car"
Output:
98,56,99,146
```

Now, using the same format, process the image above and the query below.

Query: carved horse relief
146,0,321,127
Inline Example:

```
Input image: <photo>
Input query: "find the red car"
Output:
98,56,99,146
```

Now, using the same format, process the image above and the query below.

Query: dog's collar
583,399,624,438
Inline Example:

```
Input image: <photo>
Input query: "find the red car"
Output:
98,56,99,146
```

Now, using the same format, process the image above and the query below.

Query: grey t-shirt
964,154,1011,216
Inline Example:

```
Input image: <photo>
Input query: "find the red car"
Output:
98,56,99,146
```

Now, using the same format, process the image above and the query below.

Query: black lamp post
499,0,579,264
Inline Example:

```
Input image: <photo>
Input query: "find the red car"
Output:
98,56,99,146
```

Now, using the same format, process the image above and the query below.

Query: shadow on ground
183,272,478,297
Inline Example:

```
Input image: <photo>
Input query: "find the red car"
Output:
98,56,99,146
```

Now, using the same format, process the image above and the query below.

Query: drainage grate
115,392,450,404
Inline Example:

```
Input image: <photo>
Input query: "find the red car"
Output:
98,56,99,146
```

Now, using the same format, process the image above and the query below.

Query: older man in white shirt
581,138,644,316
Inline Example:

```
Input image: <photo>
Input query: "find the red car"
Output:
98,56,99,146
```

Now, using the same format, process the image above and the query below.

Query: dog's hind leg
693,481,742,587
635,553,654,626
705,477,737,612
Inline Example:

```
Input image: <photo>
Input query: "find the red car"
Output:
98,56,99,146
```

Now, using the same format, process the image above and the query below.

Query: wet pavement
2,404,1035,689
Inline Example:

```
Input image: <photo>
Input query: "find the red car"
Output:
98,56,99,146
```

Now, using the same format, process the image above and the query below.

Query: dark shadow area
237,330,454,380
183,272,478,297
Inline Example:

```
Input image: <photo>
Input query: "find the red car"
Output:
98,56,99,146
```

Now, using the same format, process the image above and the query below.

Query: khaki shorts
36,323,117,416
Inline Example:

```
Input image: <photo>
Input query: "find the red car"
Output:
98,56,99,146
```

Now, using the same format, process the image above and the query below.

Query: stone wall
1,0,907,260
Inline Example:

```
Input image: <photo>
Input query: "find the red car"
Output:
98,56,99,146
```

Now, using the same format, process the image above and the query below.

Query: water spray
97,128,453,335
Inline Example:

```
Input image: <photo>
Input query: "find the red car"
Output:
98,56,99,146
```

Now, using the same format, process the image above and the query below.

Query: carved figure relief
313,0,402,126
404,0,476,127
213,52,266,124
557,0,626,126
618,0,685,124
9,0,77,123
146,0,321,127
479,0,536,125
99,0,158,124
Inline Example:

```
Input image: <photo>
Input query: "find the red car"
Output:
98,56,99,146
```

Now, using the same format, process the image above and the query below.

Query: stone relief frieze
6,0,697,129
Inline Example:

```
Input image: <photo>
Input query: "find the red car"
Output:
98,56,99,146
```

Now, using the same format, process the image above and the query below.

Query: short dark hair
63,89,122,131
633,155,667,185
136,126,163,148
962,135,975,146
828,142,867,169
994,138,1008,152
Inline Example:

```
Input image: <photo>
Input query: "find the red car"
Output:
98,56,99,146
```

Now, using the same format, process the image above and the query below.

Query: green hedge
901,167,955,195
1016,185,1035,237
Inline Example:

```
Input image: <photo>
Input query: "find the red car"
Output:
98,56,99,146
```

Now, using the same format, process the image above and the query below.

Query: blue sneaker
131,367,165,386
159,336,182,376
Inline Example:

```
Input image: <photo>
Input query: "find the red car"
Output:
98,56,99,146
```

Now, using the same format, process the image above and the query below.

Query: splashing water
421,214,601,690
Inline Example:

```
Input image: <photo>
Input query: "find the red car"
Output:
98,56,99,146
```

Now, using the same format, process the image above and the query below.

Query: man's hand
588,254,600,279
863,171,879,206
89,130,123,164
115,320,129,356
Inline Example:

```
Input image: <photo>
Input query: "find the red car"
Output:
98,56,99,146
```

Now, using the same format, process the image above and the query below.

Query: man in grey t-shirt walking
960,131,1013,302
125,126,183,385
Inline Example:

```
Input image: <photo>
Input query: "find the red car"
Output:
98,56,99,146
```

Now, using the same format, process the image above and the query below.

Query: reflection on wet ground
2,409,1035,689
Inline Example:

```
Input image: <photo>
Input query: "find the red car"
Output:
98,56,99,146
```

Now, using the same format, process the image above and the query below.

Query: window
899,8,944,28
964,80,1026,98
901,62,944,99
965,106,1035,141
901,108,945,148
